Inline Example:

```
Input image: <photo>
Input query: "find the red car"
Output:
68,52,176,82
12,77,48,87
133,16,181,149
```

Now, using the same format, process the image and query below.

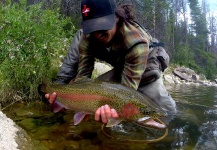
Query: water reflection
195,121,217,149
171,126,189,149
168,84,217,150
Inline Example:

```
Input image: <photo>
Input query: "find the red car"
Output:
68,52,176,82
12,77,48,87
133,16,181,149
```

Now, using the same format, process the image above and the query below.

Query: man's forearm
56,29,83,84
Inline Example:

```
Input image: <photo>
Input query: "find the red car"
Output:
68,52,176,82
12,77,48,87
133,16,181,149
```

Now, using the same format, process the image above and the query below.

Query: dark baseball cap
81,0,116,35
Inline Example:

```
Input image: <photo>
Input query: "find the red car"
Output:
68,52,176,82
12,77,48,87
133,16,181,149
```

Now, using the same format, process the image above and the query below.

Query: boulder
192,74,199,82
164,74,175,84
173,70,191,81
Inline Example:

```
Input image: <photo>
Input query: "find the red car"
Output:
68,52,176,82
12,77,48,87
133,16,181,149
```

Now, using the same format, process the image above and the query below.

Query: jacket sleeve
75,36,95,80
55,29,83,84
121,43,149,90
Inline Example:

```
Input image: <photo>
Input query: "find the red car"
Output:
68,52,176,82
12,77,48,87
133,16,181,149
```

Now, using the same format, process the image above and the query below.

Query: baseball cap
81,0,116,35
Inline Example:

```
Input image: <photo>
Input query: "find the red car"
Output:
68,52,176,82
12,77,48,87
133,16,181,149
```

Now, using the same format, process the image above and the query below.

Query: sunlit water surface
3,84,217,150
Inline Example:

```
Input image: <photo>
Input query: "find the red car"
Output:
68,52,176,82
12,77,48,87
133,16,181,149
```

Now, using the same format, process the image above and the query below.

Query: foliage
172,44,197,68
194,50,217,80
0,1,75,103
172,43,217,79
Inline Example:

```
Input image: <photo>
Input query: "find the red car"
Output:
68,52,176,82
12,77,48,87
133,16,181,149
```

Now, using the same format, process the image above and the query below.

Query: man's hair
115,4,135,22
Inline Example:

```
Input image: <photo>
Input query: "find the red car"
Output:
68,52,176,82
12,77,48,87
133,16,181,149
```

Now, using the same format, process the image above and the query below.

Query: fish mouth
136,117,167,129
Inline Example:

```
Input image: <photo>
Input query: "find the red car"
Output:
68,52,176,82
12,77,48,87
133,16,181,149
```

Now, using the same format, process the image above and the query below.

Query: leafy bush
173,44,196,67
172,44,217,80
0,1,75,103
196,50,217,80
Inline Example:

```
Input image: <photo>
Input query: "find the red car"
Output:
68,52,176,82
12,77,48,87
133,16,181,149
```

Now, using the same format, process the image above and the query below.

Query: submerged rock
0,111,18,150
0,111,36,150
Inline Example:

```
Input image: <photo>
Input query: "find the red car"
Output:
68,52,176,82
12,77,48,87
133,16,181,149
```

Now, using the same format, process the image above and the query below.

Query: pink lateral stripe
57,93,112,101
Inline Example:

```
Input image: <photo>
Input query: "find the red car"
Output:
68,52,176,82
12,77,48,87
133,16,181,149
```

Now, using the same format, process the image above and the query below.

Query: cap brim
82,13,116,35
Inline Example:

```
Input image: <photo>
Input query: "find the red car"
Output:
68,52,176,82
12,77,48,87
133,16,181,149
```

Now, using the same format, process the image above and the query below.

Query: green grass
0,1,75,103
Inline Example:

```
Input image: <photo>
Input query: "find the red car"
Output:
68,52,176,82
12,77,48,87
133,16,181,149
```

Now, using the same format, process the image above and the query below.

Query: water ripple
194,121,217,150
171,126,189,149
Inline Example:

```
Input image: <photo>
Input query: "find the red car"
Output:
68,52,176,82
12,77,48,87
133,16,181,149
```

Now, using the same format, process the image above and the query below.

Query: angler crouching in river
45,0,176,128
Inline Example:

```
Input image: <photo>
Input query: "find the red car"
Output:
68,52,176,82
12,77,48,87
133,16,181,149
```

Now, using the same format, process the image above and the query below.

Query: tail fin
37,84,47,96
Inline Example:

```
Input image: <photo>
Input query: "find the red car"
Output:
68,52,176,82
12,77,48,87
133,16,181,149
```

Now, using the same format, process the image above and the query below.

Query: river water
167,84,217,150
3,84,217,150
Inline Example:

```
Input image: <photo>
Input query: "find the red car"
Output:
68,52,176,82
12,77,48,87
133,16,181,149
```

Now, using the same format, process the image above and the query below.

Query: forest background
0,0,216,104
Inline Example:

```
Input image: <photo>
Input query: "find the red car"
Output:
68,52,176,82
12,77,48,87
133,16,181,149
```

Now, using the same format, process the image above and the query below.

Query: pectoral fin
73,112,89,125
52,100,65,113
106,118,123,127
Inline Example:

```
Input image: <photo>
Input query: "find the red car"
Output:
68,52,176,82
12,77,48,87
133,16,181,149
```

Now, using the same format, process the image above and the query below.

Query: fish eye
145,111,150,115
140,108,153,115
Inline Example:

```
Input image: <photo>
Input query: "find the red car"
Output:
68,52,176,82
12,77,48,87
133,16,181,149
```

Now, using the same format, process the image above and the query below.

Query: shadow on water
2,84,217,150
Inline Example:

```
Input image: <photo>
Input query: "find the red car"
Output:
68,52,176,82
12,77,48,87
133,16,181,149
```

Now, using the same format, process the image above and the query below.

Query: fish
38,79,167,129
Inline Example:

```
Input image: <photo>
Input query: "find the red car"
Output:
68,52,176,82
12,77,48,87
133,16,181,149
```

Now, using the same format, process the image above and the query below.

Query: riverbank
0,105,47,150
0,111,19,150
163,65,217,87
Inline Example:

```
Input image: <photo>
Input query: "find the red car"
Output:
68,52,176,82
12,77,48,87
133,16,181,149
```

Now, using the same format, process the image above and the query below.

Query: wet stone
15,109,42,118
17,118,35,131
64,141,80,150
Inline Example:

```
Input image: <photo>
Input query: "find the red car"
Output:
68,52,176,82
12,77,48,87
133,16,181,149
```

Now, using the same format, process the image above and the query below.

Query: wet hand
95,104,119,124
45,92,57,104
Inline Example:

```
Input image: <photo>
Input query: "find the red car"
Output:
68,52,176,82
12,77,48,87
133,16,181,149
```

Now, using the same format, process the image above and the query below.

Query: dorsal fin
74,77,93,84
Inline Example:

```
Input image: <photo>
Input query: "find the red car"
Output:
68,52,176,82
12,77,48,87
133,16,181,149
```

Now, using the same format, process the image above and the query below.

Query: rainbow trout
39,79,166,128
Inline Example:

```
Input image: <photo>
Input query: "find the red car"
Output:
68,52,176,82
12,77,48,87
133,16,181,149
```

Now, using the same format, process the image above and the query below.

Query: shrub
173,44,196,67
0,1,75,103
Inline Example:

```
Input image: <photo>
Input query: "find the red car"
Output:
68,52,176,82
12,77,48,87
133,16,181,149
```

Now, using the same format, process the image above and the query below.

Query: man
46,0,176,125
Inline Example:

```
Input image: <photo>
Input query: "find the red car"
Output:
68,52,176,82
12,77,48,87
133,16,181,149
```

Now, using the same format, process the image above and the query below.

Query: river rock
92,62,112,78
163,66,217,87
192,74,199,82
0,111,18,150
0,111,34,150
173,70,191,81
164,74,175,84
17,118,36,131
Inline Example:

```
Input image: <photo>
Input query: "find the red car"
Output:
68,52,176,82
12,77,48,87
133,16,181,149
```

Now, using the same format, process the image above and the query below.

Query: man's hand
45,92,57,104
95,104,119,124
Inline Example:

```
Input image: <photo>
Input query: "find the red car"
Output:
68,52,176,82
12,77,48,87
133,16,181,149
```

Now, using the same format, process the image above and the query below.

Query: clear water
3,84,217,150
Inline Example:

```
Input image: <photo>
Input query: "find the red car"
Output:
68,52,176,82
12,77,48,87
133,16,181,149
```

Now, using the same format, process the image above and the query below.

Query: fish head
120,102,147,120
139,105,167,119
121,100,167,120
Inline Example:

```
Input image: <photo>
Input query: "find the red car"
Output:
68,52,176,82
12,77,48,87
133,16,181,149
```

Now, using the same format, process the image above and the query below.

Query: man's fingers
45,94,50,99
111,108,119,118
94,105,119,124
49,92,57,104
100,106,107,123
95,107,101,121
104,104,112,119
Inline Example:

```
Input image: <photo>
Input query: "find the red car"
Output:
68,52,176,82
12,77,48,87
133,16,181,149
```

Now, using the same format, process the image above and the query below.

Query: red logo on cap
82,5,90,17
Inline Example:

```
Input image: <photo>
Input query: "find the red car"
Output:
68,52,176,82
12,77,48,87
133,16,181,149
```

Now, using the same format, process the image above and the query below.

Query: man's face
90,27,117,44
90,18,118,45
